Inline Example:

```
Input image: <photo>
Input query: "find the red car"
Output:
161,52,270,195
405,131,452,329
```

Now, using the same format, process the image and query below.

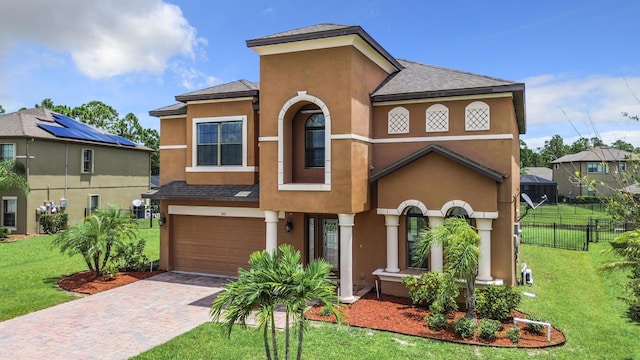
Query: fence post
586,222,590,249
553,223,557,248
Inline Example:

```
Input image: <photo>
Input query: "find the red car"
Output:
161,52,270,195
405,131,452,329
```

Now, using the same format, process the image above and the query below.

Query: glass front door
307,215,339,274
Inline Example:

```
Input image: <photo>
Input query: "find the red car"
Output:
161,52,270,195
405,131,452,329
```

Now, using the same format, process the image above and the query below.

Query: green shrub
507,326,521,343
112,239,149,272
426,313,448,331
402,272,441,307
102,262,120,278
0,226,11,239
477,285,521,322
320,306,332,317
39,213,68,234
478,319,501,341
525,315,545,335
453,317,476,339
431,272,459,315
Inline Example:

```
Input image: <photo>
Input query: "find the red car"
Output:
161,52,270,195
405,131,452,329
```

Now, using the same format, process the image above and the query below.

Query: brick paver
0,272,228,360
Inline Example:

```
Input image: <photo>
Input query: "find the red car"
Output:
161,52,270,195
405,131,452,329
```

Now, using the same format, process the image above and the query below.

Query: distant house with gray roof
0,108,152,234
147,23,526,300
551,146,638,198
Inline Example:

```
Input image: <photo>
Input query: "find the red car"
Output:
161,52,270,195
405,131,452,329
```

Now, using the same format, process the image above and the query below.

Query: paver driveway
0,272,227,360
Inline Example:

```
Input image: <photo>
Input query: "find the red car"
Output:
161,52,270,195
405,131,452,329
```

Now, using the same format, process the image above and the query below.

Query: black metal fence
520,216,627,251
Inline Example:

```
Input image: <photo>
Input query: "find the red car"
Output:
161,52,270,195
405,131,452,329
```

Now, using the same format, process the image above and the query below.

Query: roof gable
552,146,635,163
370,144,504,183
175,79,259,102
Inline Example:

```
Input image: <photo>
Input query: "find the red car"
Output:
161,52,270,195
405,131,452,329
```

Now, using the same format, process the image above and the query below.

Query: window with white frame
406,206,428,269
88,194,99,215
82,149,94,173
2,197,17,229
465,101,490,131
619,162,627,171
0,144,15,161
426,104,449,132
388,107,410,134
587,162,608,173
194,116,246,168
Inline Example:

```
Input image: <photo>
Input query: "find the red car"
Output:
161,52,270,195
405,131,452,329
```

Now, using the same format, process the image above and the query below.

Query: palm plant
600,229,640,322
413,217,481,321
52,205,136,276
0,160,29,195
210,244,342,360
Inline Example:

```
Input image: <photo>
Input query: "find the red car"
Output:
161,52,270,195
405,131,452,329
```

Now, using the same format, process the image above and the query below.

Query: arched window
406,206,428,269
305,114,325,168
388,106,410,134
465,101,490,131
426,104,449,132
446,206,471,224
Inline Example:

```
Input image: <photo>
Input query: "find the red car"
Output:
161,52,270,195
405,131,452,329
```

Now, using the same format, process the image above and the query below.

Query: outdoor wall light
158,213,166,226
284,219,293,232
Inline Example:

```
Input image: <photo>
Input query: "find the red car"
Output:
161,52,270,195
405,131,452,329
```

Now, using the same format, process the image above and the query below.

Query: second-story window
0,144,15,161
305,114,325,168
197,121,242,166
587,162,608,173
82,149,94,173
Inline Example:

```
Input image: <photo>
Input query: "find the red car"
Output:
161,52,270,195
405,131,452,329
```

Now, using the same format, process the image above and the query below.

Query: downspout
64,143,68,199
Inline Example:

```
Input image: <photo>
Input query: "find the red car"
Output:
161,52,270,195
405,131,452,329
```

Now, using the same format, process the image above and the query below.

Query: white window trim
2,196,17,230
277,91,332,191
426,104,449,132
191,115,250,172
0,143,16,161
465,101,490,131
387,106,410,134
81,148,94,174
88,194,100,215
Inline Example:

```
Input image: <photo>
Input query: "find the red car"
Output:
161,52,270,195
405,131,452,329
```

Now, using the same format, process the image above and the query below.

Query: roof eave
175,90,259,102
148,108,187,117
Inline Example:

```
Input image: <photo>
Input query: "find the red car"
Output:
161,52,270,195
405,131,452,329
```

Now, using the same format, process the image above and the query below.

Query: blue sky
1,0,639,150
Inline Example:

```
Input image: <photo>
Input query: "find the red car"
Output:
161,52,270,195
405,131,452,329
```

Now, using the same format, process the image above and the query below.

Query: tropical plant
52,205,136,276
453,317,476,339
476,284,521,322
507,326,521,343
112,239,149,271
426,313,448,331
478,319,501,341
600,230,640,322
39,213,68,234
413,217,481,321
0,160,29,195
210,244,343,360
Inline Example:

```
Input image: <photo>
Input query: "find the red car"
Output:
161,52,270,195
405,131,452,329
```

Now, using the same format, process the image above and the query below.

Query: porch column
476,218,493,281
264,210,279,253
338,213,355,303
384,214,400,273
429,216,444,273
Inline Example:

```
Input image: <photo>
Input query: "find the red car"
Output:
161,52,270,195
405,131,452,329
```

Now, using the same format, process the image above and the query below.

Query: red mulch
305,292,565,348
57,270,164,295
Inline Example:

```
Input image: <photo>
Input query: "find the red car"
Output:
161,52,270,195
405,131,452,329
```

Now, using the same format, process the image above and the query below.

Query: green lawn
134,242,640,360
0,223,159,322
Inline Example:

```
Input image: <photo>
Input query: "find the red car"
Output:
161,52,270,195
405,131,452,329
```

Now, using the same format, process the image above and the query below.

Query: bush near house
478,319,501,341
0,226,11,239
39,213,68,234
476,285,521,322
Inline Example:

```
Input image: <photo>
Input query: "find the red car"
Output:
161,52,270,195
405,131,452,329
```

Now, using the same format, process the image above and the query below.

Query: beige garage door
172,215,265,276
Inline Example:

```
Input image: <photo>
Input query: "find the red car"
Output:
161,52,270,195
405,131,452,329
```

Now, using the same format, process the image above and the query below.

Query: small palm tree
53,205,136,276
0,160,29,195
414,217,481,321
210,244,342,360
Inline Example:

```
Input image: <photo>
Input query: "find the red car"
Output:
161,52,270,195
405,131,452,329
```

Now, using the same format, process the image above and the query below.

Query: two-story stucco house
552,146,637,199
0,108,152,234
148,24,526,301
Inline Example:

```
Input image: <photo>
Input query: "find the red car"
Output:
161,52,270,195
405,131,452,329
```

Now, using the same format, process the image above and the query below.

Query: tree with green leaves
0,104,5,114
519,140,543,169
210,244,342,360
0,160,29,195
600,230,640,322
52,205,136,277
413,217,481,322
569,137,591,153
611,139,635,152
540,134,568,167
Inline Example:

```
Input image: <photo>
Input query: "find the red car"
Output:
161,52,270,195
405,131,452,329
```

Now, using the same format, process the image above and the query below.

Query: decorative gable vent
465,101,490,131
388,107,410,134
426,104,449,132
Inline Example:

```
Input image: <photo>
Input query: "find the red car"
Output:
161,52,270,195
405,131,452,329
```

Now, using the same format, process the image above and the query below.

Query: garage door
172,215,265,276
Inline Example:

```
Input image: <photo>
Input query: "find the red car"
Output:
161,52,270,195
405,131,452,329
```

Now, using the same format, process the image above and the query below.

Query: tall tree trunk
285,312,290,360
263,322,272,360
296,311,305,360
465,276,477,322
271,313,279,360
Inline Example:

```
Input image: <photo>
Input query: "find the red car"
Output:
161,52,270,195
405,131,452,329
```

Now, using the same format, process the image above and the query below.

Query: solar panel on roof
108,135,138,147
37,114,139,147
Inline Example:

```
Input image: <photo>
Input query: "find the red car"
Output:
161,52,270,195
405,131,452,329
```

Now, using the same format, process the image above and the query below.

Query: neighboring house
520,174,557,204
523,166,552,180
147,24,526,301
552,146,637,199
0,108,152,234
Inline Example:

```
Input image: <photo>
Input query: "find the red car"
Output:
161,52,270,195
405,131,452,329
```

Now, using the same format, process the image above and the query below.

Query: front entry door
307,215,339,275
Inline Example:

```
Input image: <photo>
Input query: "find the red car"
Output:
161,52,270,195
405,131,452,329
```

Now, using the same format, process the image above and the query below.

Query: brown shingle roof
148,103,186,117
552,147,636,163
175,80,259,102
143,181,259,202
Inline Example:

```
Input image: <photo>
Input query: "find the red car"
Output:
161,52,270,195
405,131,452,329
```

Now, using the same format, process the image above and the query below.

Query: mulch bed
57,270,164,295
305,292,566,348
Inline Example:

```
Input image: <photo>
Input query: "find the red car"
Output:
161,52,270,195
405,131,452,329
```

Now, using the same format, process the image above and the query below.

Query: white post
384,214,400,273
264,210,279,253
338,213,355,303
429,216,444,273
476,218,493,281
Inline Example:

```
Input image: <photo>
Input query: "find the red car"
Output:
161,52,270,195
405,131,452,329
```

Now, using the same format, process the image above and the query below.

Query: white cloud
522,74,640,149
0,0,205,79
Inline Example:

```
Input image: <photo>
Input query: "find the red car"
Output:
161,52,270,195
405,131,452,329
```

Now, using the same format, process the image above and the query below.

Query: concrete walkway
0,272,228,360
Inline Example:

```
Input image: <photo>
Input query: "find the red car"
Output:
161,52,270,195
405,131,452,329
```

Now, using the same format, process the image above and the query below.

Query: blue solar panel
38,114,139,148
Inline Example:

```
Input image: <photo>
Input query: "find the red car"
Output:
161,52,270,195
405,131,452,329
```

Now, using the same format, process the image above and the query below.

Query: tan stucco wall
159,116,187,185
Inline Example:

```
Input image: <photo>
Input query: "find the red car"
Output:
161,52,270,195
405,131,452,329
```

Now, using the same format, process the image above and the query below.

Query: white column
264,210,279,253
338,213,355,303
429,216,444,273
476,218,493,281
384,214,400,273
